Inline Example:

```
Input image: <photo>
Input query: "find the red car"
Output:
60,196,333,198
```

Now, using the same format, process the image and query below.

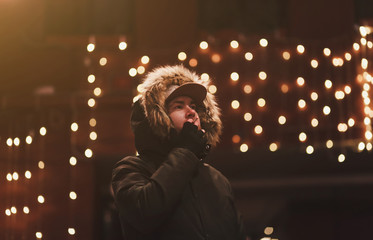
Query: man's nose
185,105,196,117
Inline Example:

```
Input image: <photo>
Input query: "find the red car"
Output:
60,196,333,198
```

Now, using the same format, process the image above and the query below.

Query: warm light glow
254,125,263,134
306,145,314,154
232,135,241,143
208,85,217,94
90,131,97,141
257,98,266,107
85,149,93,158
323,48,331,56
137,66,145,74
5,209,11,216
326,140,333,149
311,59,318,68
360,26,368,37
231,100,240,109
11,207,17,214
361,58,368,69
297,77,305,86
366,131,373,140
6,138,13,146
89,118,97,127
13,137,20,146
71,122,78,132
297,45,305,54
299,132,307,142
258,71,267,80
344,52,352,61
94,87,102,96
70,156,77,166
311,118,318,127
99,57,107,66
338,154,345,162
332,57,344,67
178,52,187,61
231,72,239,81
281,84,289,93
244,113,252,122
129,68,137,77
335,90,345,100
25,170,32,179
298,99,306,109
38,195,45,204
36,232,43,239
26,136,33,144
353,43,360,51
68,228,76,235
118,41,127,50
69,191,77,200
12,172,19,181
348,118,355,127
337,123,348,132
269,143,278,152
243,84,252,94
363,83,370,91
323,106,331,115
230,40,239,49
358,142,366,151
211,54,221,63
88,74,95,83
278,115,286,125
344,85,351,94
364,117,371,126
38,161,45,169
264,227,274,235
141,56,150,64
240,144,249,152
259,38,268,47
367,143,373,151
199,41,208,49
324,80,332,89
6,173,12,181
39,127,47,136
361,38,367,46
87,43,95,52
189,58,198,67
245,52,253,61
368,41,373,49
88,98,96,107
311,92,318,101
282,51,290,60
23,206,30,214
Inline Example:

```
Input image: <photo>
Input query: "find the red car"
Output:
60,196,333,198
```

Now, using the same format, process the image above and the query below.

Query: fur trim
140,65,222,147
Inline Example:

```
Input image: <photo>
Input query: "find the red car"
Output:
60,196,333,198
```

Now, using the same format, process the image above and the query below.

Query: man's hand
174,122,209,160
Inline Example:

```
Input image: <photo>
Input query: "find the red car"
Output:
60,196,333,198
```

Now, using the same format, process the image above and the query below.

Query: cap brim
165,83,207,104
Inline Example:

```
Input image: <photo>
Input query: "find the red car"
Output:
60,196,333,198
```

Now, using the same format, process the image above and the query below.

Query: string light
245,52,253,61
208,85,217,94
243,84,252,94
211,53,221,63
259,38,268,47
137,66,146,74
99,57,107,66
299,132,307,142
6,173,12,181
282,51,290,60
297,77,305,86
37,195,45,204
87,43,95,52
254,125,263,135
141,56,150,64
88,74,95,83
68,228,76,235
36,232,43,239
94,87,102,96
278,115,286,125
323,106,331,115
69,156,77,166
89,131,97,141
26,136,33,144
264,227,274,235
310,92,318,101
89,118,97,127
324,80,332,89
281,84,289,93
232,135,241,143
69,191,77,200
39,127,47,136
358,142,365,151
230,40,239,49
71,123,78,132
12,172,19,181
85,149,93,158
38,161,45,169
244,113,253,121
178,52,187,61
11,206,17,214
88,98,96,107
118,41,127,50
344,85,351,94
258,71,267,80
25,170,32,179
311,59,318,68
230,72,239,81
344,52,352,61
337,123,348,132
348,118,355,127
240,143,248,152
257,98,266,107
189,58,198,67
129,68,137,77
5,209,11,216
306,145,314,154
6,138,13,146
353,43,360,51
297,45,305,54
311,118,319,127
231,100,240,109
338,154,346,162
23,206,30,214
326,140,333,149
298,99,306,109
323,48,331,56
269,143,278,152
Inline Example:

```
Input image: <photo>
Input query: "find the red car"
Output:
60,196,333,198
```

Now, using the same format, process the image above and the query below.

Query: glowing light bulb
6,138,13,146
25,170,31,179
199,41,208,50
178,52,187,61
281,84,289,93
245,52,253,61
282,51,290,60
345,52,352,61
254,125,263,135
38,161,45,169
85,149,93,158
257,98,266,107
297,77,305,86
297,45,305,54
230,72,239,81
326,140,333,149
38,195,45,204
258,71,267,80
69,156,77,166
311,92,318,101
129,68,137,77
353,43,360,51
71,123,78,132
358,142,366,151
230,40,239,49
23,206,30,214
298,99,306,109
208,85,217,94
88,98,96,107
324,80,332,89
259,38,268,47
232,135,241,143
36,232,43,239
278,115,286,125
311,59,318,68
211,54,221,63
118,41,127,50
141,56,150,64
231,100,240,109
99,57,107,66
311,118,319,127
94,87,102,96
90,131,97,141
240,144,248,152
68,228,76,235
69,191,77,200
344,85,351,94
89,118,97,127
337,123,348,132
244,113,252,122
323,106,331,115
189,58,198,67
323,48,331,56
87,43,95,52
306,145,314,154
299,132,307,142
269,143,278,152
348,118,355,127
243,84,252,94
39,127,47,136
338,154,345,162
26,136,33,144
88,74,95,83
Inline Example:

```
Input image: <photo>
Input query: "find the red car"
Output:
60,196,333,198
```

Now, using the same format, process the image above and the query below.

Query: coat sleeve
111,148,199,234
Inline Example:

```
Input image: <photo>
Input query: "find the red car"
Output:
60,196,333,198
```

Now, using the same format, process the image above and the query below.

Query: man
112,65,246,240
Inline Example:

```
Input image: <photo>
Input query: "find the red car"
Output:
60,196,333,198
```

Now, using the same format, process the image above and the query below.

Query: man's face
167,96,201,133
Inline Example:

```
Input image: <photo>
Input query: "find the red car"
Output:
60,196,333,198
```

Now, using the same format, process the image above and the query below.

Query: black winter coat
111,101,246,240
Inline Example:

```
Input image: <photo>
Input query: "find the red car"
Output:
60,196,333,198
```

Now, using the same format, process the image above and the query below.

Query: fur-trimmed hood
138,65,222,147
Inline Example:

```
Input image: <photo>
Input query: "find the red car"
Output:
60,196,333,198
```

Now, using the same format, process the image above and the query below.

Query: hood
139,65,222,147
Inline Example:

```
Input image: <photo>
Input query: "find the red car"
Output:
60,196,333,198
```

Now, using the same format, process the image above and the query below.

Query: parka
111,65,246,240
